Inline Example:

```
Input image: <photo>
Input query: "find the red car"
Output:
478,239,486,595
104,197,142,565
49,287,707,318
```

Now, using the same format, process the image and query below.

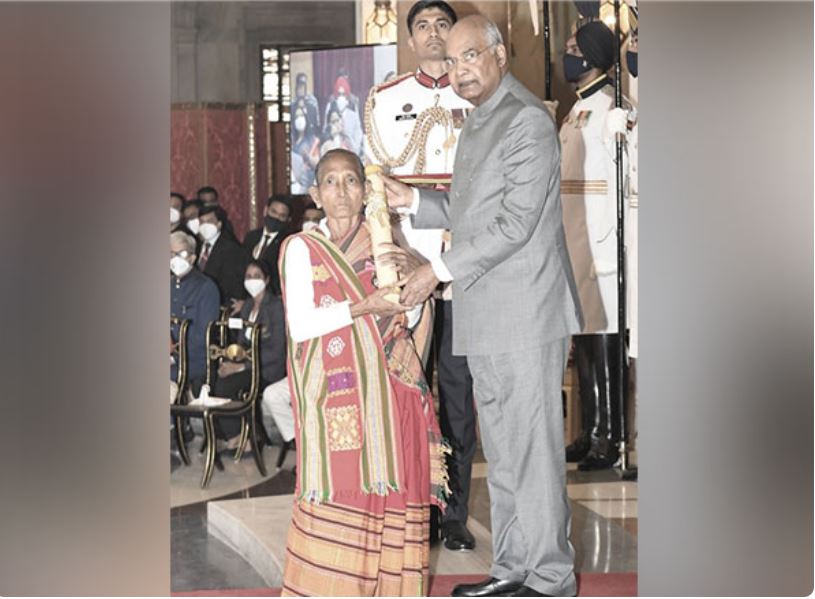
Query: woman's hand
350,285,410,319
218,361,245,378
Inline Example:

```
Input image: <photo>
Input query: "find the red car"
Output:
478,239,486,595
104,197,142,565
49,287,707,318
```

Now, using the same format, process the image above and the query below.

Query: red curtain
171,104,270,241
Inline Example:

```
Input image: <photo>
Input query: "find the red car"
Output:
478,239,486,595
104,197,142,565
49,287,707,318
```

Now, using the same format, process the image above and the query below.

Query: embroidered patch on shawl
326,405,362,451
312,265,331,283
327,368,356,396
327,336,345,357
319,294,337,308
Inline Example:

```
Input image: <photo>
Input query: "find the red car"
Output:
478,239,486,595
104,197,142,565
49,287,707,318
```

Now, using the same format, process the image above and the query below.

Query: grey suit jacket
414,73,583,356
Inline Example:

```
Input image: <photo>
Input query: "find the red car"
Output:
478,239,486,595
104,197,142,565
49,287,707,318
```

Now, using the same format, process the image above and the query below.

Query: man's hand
381,174,414,209
399,263,438,307
378,242,428,276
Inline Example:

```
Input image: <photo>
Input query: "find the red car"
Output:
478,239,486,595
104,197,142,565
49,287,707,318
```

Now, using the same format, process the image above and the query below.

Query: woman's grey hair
171,230,197,255
484,20,503,47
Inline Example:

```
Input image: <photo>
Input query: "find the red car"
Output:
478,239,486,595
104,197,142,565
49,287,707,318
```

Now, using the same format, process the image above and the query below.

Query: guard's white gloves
604,107,629,141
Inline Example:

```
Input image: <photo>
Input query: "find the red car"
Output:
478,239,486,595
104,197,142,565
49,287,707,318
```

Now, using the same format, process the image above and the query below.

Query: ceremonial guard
364,0,477,551
560,19,636,470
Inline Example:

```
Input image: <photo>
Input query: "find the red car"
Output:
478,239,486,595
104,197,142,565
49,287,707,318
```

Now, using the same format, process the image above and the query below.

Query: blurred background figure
211,260,287,451
291,100,321,193
242,195,293,296
171,230,220,398
559,19,635,471
197,205,250,312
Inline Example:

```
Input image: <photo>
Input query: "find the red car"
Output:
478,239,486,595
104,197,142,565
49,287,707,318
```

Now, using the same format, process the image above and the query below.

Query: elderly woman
278,149,446,596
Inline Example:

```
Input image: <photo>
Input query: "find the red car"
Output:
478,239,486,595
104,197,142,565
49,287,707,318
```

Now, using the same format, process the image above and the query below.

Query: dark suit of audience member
213,260,288,443
242,196,294,295
197,205,250,306
198,186,239,243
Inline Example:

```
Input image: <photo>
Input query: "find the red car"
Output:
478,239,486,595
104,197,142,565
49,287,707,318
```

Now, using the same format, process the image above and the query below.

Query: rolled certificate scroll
364,164,400,303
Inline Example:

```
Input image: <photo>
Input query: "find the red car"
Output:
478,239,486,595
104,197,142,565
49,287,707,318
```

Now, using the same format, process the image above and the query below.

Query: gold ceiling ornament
599,1,637,36
364,0,398,45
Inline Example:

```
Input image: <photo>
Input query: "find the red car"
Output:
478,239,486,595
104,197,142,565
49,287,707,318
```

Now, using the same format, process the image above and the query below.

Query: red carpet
173,572,637,597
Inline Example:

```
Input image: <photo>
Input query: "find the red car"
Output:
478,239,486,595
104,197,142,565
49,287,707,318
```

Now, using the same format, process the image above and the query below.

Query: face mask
244,278,266,297
170,207,180,224
264,216,285,232
186,218,200,235
294,116,306,131
302,220,319,232
335,96,348,112
171,256,192,277
563,53,591,82
199,222,218,241
626,51,638,78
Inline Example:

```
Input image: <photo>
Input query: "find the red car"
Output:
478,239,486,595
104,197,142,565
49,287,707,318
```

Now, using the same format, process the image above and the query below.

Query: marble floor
171,437,637,592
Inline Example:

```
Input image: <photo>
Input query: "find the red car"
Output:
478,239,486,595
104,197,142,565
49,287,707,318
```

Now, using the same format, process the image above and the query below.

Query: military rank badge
576,110,592,128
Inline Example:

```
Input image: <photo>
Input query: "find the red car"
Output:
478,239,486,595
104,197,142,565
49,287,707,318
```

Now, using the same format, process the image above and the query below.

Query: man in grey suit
383,14,583,598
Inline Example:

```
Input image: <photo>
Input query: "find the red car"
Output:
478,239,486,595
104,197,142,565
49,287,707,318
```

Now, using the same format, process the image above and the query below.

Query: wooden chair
171,318,267,488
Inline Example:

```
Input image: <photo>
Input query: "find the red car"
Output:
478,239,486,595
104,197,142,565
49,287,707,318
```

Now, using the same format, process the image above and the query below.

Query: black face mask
563,53,592,83
264,216,285,232
627,52,638,78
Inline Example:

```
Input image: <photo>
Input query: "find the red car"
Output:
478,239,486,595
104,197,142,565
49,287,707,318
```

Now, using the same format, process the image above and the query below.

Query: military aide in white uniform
363,0,479,553
560,20,635,472
364,69,471,264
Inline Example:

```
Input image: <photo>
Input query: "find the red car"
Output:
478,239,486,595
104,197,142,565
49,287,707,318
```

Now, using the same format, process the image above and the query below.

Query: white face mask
302,220,319,232
170,207,181,224
186,218,200,235
244,278,266,297
294,116,306,131
335,96,348,111
170,256,192,277
199,222,219,241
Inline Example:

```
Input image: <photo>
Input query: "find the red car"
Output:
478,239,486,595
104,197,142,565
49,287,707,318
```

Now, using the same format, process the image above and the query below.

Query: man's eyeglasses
443,44,495,71
171,250,191,259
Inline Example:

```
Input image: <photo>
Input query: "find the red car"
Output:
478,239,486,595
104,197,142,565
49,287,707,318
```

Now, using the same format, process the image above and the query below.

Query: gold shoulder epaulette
373,71,413,94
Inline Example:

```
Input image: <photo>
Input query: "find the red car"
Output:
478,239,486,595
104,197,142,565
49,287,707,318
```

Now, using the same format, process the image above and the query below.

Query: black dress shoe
442,520,476,551
507,586,548,597
507,585,575,597
452,577,524,597
577,445,620,471
565,434,590,462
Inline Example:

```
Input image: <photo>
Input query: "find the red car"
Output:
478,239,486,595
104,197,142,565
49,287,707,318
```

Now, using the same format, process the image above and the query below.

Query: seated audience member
183,198,203,237
197,185,237,241
242,195,293,295
171,192,185,230
197,205,250,310
212,260,287,449
301,201,325,232
171,192,197,239
171,231,220,396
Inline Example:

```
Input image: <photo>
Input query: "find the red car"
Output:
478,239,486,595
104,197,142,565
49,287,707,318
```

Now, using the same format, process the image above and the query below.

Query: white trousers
261,377,295,442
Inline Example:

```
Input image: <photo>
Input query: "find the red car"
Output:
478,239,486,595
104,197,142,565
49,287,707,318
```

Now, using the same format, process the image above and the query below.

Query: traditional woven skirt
281,379,432,597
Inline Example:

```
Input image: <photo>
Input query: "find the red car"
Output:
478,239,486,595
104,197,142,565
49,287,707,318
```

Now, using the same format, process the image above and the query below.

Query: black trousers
573,333,622,446
434,300,477,524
